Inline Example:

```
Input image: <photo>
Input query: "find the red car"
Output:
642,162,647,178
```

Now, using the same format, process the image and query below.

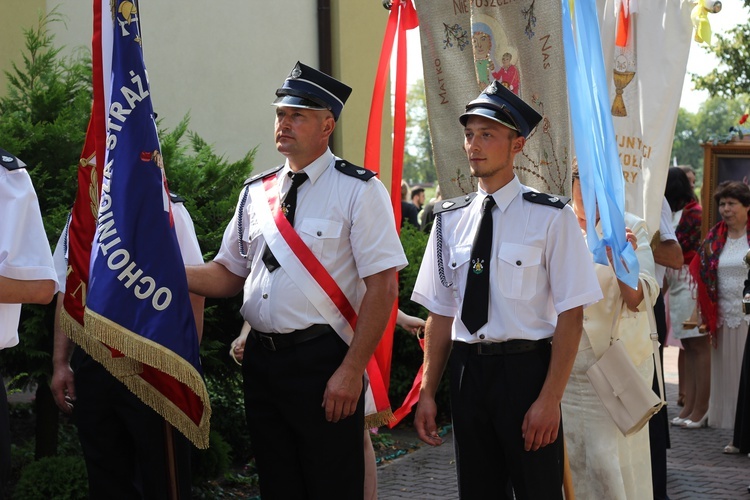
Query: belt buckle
477,342,494,355
259,333,276,351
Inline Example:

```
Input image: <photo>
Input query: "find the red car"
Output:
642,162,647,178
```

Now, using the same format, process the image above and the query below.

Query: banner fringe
71,308,211,449
62,309,141,376
120,373,210,449
59,308,84,343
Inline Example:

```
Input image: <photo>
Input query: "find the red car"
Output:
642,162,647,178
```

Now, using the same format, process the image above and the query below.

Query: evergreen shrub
13,456,87,500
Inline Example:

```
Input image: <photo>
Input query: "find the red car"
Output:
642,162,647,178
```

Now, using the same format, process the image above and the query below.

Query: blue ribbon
561,0,639,289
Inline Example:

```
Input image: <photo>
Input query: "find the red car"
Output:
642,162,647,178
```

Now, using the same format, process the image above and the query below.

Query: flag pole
164,421,179,500
563,437,575,500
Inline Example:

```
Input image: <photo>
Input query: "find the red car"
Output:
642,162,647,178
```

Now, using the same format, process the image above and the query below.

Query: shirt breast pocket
447,244,472,287
497,243,542,300
298,218,343,259
243,217,262,266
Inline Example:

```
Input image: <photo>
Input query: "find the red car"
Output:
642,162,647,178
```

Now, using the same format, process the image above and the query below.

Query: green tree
691,0,750,100
672,95,750,183
403,80,437,186
672,108,703,174
0,10,91,460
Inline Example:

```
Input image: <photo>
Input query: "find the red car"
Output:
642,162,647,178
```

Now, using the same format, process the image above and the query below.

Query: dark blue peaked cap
459,80,543,138
273,62,352,121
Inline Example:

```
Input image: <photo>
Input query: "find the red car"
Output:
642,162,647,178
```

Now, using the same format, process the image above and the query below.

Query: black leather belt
251,324,333,351
463,338,551,356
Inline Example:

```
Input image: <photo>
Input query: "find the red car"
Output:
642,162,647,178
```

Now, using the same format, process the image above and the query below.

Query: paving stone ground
377,346,750,499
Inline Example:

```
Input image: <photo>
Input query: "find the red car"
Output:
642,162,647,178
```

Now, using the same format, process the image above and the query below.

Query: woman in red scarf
691,181,750,430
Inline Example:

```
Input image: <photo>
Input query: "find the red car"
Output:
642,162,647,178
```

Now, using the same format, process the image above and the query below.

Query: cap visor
459,108,519,132
272,95,327,110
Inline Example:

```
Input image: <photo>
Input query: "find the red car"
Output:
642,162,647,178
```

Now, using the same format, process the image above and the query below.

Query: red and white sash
248,173,390,417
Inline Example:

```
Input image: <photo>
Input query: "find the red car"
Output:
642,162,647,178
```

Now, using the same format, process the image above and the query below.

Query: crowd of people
4,59,750,500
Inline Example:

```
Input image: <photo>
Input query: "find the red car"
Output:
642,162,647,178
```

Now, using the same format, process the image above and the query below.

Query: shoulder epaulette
523,191,569,209
434,192,477,215
334,160,376,181
0,148,22,171
243,165,284,186
169,191,186,204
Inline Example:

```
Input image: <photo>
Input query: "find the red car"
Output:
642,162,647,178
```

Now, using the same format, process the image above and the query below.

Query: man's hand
51,293,75,414
521,394,560,451
319,268,398,423
230,322,251,366
322,364,363,423
51,364,76,414
414,395,443,446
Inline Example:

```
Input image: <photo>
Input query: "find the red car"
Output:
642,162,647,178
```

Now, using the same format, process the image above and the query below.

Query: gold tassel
365,408,396,429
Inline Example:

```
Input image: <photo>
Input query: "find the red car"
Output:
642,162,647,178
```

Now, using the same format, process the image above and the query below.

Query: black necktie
461,195,496,334
262,172,308,272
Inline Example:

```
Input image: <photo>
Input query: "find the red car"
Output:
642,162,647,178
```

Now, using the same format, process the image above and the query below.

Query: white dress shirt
412,175,602,343
0,165,58,348
215,149,407,333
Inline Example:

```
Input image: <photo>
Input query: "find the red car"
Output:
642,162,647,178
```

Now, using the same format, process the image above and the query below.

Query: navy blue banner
84,0,209,448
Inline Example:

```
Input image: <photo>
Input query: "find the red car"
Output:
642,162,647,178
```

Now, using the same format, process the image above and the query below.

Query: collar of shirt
478,175,522,213
281,148,334,187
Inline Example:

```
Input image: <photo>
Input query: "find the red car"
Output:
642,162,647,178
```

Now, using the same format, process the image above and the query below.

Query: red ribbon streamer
364,0,419,403
388,336,425,428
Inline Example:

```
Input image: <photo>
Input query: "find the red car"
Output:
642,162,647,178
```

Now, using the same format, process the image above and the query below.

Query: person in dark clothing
401,180,419,228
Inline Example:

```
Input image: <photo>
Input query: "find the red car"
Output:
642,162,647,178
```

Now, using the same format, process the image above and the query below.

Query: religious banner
73,0,211,449
414,1,475,198
415,0,572,199
596,0,693,234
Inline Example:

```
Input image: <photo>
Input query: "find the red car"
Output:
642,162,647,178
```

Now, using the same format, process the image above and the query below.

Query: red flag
60,117,100,337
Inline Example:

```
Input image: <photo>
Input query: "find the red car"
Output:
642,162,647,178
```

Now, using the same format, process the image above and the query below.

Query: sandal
723,444,740,454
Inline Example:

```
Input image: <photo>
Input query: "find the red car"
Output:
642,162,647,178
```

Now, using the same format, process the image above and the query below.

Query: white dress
562,214,657,500
710,235,750,429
